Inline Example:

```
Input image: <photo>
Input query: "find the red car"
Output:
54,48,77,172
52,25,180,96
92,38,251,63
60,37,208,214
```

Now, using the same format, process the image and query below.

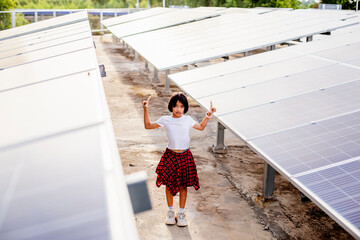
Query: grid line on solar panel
293,155,360,178
250,111,360,176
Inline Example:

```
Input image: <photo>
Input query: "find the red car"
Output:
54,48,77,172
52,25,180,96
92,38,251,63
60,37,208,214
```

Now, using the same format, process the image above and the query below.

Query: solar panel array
122,9,358,70
104,8,221,38
0,11,138,239
169,24,360,239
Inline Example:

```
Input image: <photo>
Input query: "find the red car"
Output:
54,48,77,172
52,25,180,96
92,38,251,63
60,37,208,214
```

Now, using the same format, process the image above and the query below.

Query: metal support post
12,10,16,28
165,69,171,94
129,48,134,57
53,10,56,18
356,0,358,11
244,51,251,57
35,10,38,22
263,163,275,200
163,0,166,7
100,11,104,35
125,43,129,53
153,68,159,83
212,122,227,152
267,45,275,51
115,9,118,17
135,51,138,60
144,60,149,71
306,36,313,42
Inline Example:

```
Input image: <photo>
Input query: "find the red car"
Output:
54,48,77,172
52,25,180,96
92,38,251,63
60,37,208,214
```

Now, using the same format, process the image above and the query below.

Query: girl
142,92,216,227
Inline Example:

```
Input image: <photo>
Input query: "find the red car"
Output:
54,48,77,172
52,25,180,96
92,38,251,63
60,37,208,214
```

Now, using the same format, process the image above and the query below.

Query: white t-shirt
156,115,197,150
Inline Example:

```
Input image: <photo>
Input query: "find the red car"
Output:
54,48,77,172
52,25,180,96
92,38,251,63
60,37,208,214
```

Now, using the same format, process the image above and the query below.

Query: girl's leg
179,186,187,208
166,186,174,207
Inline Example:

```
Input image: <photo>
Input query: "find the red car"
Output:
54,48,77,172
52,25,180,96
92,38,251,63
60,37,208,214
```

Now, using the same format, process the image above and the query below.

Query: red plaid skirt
156,148,200,196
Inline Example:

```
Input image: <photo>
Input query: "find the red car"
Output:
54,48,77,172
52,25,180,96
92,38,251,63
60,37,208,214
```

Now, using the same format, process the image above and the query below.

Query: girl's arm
193,101,216,131
143,96,161,129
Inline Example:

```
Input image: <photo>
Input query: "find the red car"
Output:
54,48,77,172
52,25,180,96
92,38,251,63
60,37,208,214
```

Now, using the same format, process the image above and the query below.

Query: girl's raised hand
206,101,216,118
142,96,151,108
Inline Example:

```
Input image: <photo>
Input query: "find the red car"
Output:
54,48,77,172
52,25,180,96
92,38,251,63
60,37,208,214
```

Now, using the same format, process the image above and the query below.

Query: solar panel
0,49,96,92
220,80,360,140
169,23,360,238
194,64,360,116
107,8,221,38
122,10,358,70
0,126,110,240
0,11,87,41
0,11,138,239
293,159,360,235
0,38,93,69
250,111,360,176
0,31,91,60
101,7,178,28
0,21,90,53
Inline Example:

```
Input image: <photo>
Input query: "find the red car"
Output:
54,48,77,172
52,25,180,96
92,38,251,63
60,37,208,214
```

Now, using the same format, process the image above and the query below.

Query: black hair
168,92,189,113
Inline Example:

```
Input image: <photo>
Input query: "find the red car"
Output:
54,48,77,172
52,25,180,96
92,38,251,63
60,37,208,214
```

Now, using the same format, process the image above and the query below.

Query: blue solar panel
294,160,360,230
250,111,360,176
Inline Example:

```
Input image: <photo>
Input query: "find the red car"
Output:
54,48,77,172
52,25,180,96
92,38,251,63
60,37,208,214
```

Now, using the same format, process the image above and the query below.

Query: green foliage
0,0,16,10
0,0,16,30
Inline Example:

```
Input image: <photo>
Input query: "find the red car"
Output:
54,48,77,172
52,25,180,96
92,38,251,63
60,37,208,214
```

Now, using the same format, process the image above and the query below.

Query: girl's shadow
166,225,192,240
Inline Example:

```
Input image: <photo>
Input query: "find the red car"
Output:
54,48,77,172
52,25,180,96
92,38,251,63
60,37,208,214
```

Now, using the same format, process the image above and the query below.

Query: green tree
0,0,16,30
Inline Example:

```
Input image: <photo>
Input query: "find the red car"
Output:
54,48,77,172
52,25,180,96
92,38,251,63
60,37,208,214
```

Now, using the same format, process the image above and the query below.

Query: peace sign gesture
206,101,216,118
142,96,151,108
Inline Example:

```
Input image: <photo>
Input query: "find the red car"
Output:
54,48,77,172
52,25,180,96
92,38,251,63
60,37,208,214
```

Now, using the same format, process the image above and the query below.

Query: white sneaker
176,212,188,227
165,210,176,225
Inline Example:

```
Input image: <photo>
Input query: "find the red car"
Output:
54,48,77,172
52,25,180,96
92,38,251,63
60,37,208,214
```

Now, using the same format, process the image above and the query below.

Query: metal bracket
144,60,149,71
165,69,171,94
153,68,159,83
256,163,279,207
212,122,227,153
126,171,152,214
99,64,106,77
263,162,275,199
